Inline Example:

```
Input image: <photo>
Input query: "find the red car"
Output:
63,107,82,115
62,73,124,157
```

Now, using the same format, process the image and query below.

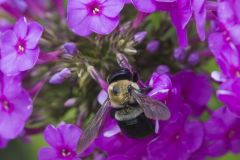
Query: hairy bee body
108,68,154,138
77,68,170,152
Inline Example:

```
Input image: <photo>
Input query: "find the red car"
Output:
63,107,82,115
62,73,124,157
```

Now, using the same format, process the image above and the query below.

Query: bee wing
131,89,171,120
78,99,111,153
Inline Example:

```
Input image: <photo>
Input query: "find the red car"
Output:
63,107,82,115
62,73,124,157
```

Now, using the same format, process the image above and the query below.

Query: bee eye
112,86,120,95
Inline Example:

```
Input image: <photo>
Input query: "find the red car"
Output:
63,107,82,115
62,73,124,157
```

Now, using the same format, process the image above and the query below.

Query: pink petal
0,45,16,58
230,138,240,153
0,90,32,139
0,111,25,139
208,32,224,56
97,90,108,105
192,0,206,41
229,25,240,45
206,139,228,157
217,1,235,25
132,0,156,13
2,76,22,100
58,124,81,148
14,17,28,39
182,121,204,152
38,147,59,160
67,8,88,27
16,47,39,71
170,12,188,48
67,9,92,36
68,0,86,10
102,0,125,18
0,53,18,76
26,22,43,49
44,125,63,148
1,30,17,47
89,15,119,35
11,90,33,120
79,0,94,4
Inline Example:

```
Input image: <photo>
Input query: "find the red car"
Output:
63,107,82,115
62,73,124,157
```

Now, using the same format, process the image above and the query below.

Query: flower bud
134,31,147,43
64,98,77,107
87,64,108,91
156,65,170,75
116,53,132,71
146,40,159,53
188,53,200,66
49,68,71,84
173,48,186,61
63,42,78,55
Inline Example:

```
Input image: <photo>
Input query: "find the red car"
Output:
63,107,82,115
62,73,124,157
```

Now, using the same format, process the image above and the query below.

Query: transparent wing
78,99,111,153
131,89,171,120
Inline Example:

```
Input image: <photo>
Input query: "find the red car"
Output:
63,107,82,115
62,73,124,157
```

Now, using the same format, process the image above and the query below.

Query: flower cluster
0,0,239,160
0,15,43,148
208,0,240,117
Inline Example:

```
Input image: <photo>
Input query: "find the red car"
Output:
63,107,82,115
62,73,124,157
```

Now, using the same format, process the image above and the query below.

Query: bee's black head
107,68,138,84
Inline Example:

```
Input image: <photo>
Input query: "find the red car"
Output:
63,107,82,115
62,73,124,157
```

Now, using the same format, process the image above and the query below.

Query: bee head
108,80,132,108
107,68,139,108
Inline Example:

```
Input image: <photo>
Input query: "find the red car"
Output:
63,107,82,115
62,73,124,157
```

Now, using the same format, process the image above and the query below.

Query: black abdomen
116,113,154,138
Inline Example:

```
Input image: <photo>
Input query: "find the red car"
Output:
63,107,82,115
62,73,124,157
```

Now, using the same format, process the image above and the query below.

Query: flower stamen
2,100,9,111
1,97,14,113
16,40,26,54
18,45,25,53
92,7,100,14
61,149,72,157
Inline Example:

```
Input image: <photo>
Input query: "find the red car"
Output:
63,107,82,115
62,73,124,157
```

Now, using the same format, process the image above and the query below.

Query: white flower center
92,7,100,14
18,45,25,52
2,100,9,110
61,149,71,157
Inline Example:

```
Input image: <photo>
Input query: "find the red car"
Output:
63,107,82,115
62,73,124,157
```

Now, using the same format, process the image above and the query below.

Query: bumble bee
78,68,171,152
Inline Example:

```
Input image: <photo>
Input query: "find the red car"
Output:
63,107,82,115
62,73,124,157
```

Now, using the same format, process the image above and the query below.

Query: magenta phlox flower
204,107,240,157
147,116,204,160
67,0,125,36
146,72,172,101
208,1,240,79
217,78,240,116
94,69,208,159
38,124,81,160
0,17,43,75
208,1,240,116
171,70,212,116
0,73,32,139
